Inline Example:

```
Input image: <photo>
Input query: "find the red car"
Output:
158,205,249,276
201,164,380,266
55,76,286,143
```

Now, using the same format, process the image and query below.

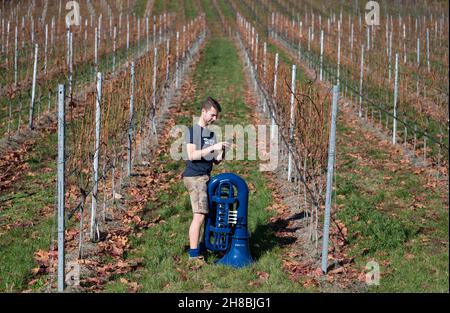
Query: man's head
200,97,221,126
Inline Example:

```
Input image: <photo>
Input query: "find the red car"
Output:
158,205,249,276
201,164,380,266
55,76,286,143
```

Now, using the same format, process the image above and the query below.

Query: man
183,97,230,262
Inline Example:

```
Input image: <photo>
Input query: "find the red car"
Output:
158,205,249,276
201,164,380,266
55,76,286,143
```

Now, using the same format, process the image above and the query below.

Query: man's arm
187,142,225,161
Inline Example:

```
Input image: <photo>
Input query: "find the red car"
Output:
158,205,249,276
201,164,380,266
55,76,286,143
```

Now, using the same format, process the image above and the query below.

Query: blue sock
189,248,200,258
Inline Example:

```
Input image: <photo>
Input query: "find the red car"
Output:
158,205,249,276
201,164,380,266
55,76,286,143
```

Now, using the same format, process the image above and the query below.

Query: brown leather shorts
183,175,210,214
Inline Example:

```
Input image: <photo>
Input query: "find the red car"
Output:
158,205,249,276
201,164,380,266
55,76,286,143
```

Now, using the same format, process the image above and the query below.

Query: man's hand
213,141,231,164
212,141,231,151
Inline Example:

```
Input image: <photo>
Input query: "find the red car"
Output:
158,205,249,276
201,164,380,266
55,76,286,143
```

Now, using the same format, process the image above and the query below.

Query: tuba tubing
204,173,253,268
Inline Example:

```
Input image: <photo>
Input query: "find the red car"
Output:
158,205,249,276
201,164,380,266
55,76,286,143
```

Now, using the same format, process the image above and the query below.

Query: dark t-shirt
182,124,217,177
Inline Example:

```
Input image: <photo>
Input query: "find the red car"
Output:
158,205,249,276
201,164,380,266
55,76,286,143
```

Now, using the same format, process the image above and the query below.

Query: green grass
334,119,449,292
217,0,234,19
167,0,178,13
152,0,165,16
372,242,449,292
0,130,83,292
133,0,191,17
133,0,148,16
0,132,58,292
104,34,308,292
184,0,198,20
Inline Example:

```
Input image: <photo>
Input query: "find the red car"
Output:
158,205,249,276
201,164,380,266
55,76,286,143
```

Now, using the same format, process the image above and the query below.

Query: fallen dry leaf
314,267,324,276
405,253,415,260
256,271,270,280
329,267,345,275
176,267,188,280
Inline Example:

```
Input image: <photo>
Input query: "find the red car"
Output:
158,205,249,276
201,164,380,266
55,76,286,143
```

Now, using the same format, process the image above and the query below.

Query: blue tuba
203,173,253,268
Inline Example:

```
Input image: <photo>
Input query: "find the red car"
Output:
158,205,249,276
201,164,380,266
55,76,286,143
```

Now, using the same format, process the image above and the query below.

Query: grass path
104,13,308,291
334,115,449,292
0,129,59,291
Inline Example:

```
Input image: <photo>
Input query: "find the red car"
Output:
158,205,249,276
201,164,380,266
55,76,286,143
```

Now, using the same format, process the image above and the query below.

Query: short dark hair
201,97,221,113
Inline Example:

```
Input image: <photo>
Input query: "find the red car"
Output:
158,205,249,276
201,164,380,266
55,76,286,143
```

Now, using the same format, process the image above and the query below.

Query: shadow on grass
249,213,303,261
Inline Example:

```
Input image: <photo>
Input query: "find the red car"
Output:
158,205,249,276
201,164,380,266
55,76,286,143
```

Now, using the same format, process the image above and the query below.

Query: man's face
202,107,219,125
